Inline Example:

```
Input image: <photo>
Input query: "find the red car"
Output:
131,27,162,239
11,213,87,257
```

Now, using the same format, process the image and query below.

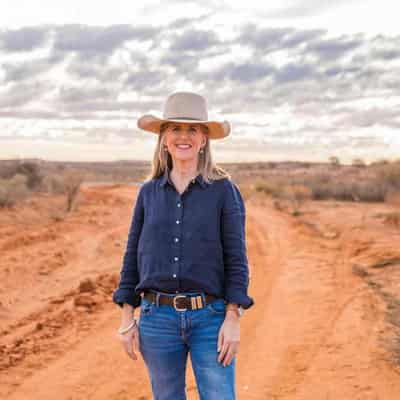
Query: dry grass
0,174,29,207
0,160,84,213
250,159,400,204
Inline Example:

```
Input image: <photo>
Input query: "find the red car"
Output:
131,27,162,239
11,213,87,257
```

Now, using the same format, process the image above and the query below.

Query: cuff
112,288,142,308
224,289,255,310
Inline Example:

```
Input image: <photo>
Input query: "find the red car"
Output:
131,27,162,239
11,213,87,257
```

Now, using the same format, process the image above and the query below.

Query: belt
143,290,219,311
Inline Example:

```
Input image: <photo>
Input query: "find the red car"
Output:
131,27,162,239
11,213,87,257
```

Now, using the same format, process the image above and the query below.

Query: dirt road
1,184,399,399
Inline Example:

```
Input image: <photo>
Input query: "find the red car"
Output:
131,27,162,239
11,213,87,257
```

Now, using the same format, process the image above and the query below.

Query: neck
170,159,199,180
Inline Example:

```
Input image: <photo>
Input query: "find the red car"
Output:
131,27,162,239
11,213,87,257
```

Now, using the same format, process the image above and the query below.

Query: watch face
238,306,244,316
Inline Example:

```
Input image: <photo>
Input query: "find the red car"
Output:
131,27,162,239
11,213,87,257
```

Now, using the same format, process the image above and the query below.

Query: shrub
15,161,43,190
329,156,340,166
0,174,29,207
41,174,68,194
64,171,83,212
280,184,312,215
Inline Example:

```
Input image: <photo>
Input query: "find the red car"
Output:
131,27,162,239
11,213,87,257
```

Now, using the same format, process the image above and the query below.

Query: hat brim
137,114,231,139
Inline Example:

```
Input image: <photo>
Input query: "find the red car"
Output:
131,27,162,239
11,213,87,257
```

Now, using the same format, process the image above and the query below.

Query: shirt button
174,256,179,261
177,202,181,207
173,274,177,278
174,237,179,242
176,220,180,224
175,290,179,293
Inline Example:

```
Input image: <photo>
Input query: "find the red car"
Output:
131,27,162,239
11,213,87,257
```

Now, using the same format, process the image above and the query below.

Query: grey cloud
334,107,400,129
2,54,64,83
373,48,400,60
0,81,51,108
166,12,215,31
0,110,132,120
237,23,326,54
159,53,199,74
58,86,117,104
125,70,165,91
306,36,363,59
66,61,127,83
56,99,159,113
282,29,326,47
275,63,316,83
53,24,158,59
238,24,292,51
265,0,359,18
229,63,275,83
169,29,220,52
0,26,48,52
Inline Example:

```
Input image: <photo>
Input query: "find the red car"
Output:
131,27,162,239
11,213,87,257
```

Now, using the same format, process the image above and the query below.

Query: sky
0,0,399,164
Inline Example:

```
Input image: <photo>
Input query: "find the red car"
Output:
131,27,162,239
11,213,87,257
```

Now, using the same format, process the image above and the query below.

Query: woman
112,91,254,400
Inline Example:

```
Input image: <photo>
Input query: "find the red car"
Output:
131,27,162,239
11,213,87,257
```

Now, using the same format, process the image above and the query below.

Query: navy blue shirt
112,167,254,310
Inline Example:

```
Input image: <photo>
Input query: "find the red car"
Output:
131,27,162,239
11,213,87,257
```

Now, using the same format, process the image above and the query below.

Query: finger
223,345,238,366
134,329,140,352
122,336,137,360
218,341,229,364
133,330,139,358
217,326,224,352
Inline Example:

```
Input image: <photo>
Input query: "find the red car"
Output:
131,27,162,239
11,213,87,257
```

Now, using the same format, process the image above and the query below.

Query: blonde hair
144,122,231,183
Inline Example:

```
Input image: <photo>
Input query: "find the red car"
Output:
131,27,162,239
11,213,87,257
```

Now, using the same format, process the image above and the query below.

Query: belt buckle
173,295,187,311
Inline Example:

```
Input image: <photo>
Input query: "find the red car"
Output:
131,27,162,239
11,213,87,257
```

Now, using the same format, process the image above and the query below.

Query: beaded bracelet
118,317,138,334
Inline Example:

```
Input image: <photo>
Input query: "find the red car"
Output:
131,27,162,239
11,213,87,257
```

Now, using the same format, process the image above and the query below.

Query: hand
117,321,140,361
217,312,240,367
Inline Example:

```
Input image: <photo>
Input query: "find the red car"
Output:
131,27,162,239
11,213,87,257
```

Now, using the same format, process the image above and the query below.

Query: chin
172,153,198,162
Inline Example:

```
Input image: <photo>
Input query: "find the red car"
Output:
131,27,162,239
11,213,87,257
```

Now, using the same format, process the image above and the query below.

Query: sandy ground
1,184,400,399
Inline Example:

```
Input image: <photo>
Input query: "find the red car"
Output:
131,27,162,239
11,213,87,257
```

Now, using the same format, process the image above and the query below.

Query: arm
218,181,254,366
112,184,145,310
221,180,254,310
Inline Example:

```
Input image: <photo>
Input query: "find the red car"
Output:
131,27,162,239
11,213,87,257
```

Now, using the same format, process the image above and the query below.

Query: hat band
166,117,204,121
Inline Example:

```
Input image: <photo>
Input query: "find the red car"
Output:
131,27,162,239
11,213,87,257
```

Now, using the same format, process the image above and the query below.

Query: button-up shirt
112,167,254,310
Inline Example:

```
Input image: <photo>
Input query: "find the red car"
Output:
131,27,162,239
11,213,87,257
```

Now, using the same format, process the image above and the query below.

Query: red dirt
1,184,400,399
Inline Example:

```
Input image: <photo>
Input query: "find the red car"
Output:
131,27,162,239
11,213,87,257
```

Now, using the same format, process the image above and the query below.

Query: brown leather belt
143,290,219,311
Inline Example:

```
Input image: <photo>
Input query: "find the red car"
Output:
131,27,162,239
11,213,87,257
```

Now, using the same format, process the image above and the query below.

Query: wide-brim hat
137,91,231,139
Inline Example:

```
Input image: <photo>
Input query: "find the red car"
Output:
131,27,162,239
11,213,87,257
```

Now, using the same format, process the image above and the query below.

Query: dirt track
1,184,400,399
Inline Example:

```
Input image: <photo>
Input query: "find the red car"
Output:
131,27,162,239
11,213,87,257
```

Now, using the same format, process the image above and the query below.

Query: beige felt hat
137,91,231,139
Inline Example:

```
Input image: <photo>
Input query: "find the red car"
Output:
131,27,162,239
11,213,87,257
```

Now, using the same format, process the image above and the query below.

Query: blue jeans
138,291,236,400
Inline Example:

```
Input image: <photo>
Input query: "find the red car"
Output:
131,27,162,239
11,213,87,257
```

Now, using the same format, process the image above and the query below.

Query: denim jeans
138,291,236,400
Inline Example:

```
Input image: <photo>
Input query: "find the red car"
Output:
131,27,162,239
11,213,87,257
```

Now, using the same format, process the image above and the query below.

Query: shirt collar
159,167,208,189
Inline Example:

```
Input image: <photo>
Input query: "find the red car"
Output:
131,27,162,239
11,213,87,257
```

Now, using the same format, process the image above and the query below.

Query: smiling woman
112,91,254,400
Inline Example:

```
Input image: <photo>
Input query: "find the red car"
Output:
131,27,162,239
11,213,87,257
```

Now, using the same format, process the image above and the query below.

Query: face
163,122,207,162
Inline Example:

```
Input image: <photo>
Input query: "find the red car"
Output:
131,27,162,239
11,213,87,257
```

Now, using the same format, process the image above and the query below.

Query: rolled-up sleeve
221,180,254,310
112,185,145,308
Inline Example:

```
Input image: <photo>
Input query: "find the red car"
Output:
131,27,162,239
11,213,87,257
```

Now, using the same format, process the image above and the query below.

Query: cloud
53,24,158,59
265,0,358,18
306,35,363,59
227,62,275,83
275,62,316,83
0,26,49,52
169,29,220,52
2,54,63,83
0,81,52,108
0,22,399,163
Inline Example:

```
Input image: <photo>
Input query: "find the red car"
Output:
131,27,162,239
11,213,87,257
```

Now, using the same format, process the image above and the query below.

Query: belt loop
156,292,160,307
200,292,206,307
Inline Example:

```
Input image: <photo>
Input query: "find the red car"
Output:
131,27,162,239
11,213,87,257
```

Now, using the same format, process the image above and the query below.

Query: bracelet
118,317,138,334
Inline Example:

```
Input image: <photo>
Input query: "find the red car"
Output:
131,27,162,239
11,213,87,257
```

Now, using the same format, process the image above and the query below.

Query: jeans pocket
207,299,226,315
140,298,155,316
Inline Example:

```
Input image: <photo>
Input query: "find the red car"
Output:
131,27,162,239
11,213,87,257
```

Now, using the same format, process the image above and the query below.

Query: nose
177,129,192,137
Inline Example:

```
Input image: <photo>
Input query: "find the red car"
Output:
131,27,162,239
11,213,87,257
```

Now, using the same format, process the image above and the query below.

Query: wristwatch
226,303,244,317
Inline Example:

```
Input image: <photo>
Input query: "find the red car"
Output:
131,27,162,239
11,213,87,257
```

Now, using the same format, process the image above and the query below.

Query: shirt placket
170,177,196,294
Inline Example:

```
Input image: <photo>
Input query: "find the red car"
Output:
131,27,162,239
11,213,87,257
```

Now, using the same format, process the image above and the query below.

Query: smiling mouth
175,144,192,149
